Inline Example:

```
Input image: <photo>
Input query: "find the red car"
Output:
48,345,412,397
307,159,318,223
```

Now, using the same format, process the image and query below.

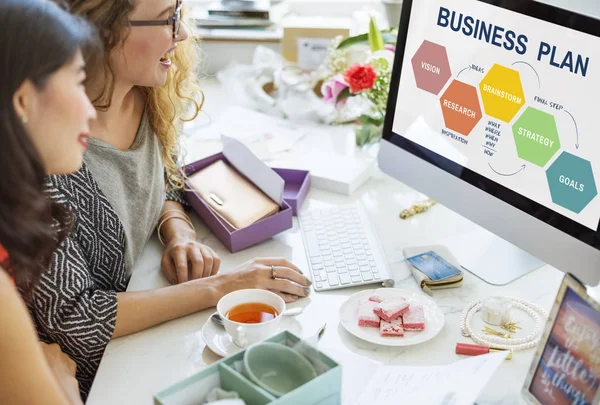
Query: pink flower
344,64,377,94
385,44,396,53
321,76,349,107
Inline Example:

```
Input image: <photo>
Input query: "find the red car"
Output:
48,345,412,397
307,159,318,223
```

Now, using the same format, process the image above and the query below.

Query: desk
87,79,579,405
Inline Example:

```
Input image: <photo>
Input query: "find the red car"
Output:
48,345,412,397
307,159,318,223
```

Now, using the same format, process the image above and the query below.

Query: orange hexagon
439,80,482,136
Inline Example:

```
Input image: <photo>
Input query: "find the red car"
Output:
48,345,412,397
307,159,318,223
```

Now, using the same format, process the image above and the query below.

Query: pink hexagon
411,40,452,95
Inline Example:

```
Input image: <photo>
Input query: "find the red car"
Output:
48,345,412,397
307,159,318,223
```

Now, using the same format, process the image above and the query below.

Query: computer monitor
379,0,600,286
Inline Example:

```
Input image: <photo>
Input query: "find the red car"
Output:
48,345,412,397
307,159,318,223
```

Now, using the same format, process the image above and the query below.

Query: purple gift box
272,168,311,216
184,153,310,253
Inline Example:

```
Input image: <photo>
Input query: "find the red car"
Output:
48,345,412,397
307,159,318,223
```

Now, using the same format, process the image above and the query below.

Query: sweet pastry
357,300,380,327
380,318,404,337
403,304,426,331
373,298,410,322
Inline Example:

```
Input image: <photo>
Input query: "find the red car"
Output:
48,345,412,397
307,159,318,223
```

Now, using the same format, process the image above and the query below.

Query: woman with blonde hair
30,0,311,399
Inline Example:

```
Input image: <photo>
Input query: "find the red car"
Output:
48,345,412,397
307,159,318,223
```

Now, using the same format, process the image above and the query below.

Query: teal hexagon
512,107,561,167
546,152,597,214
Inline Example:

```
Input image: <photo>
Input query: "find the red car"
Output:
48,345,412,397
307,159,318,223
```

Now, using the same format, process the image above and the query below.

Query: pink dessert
373,298,410,322
368,295,385,303
357,300,381,327
402,304,426,331
380,318,404,337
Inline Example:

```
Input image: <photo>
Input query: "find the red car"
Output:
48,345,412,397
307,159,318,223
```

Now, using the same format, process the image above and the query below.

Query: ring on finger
271,265,276,279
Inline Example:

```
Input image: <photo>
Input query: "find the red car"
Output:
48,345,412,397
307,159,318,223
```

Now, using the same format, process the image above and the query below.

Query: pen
455,343,513,360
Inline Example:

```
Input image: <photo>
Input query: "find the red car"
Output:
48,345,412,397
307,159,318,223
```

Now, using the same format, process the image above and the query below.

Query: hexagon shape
512,107,561,167
479,64,525,122
439,80,482,136
411,40,452,95
546,152,597,214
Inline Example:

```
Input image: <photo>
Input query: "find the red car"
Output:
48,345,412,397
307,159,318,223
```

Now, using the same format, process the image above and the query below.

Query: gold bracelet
159,209,190,222
157,214,195,246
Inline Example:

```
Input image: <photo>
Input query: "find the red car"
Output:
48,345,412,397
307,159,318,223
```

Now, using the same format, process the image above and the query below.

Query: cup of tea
217,289,286,348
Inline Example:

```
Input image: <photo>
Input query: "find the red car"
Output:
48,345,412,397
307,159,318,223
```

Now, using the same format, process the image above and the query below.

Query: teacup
217,289,285,348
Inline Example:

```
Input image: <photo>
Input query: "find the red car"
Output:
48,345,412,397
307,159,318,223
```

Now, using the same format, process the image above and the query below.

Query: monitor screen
384,0,600,246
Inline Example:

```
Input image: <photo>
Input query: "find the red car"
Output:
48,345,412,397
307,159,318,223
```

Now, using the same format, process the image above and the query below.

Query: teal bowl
243,342,318,397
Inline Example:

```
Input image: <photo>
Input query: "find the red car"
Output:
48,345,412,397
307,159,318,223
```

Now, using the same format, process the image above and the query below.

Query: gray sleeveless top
84,111,165,276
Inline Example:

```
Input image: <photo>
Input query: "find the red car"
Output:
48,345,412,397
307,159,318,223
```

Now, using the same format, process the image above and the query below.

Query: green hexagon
512,107,561,167
546,152,597,214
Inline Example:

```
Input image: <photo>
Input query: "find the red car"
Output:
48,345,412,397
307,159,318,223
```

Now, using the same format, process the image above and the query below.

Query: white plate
201,313,303,357
339,288,445,347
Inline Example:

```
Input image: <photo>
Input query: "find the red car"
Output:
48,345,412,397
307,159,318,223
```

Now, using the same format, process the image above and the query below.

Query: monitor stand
445,227,545,286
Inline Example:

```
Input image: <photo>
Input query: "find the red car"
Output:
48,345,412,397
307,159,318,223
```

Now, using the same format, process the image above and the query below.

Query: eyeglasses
129,0,182,39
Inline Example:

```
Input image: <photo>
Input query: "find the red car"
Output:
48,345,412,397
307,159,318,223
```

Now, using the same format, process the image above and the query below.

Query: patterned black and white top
27,163,186,400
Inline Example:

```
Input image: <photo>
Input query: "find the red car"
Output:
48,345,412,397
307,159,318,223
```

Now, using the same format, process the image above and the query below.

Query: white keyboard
299,203,394,291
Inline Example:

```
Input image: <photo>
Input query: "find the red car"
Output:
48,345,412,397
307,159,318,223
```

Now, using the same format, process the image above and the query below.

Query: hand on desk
225,258,311,303
162,236,221,284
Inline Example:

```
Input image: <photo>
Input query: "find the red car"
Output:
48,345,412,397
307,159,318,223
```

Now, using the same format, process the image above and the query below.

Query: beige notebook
187,160,279,230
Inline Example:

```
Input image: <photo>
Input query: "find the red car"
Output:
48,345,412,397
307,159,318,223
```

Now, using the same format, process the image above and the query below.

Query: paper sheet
352,351,509,405
195,106,310,159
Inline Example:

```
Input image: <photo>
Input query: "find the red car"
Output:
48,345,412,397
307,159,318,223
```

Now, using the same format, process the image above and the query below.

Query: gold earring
21,115,28,124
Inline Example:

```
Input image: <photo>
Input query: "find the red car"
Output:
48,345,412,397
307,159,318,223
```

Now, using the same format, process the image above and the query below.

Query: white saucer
201,313,303,357
339,288,445,347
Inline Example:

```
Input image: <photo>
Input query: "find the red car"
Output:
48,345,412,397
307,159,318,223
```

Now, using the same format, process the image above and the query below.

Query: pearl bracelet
460,296,549,351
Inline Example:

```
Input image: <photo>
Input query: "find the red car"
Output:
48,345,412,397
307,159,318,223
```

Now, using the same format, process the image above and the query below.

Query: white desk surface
86,79,596,405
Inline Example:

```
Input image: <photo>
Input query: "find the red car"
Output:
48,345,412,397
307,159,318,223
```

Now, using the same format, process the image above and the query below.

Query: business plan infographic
393,0,600,230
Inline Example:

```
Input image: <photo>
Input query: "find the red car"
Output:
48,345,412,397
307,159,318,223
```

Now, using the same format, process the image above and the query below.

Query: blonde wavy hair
55,0,203,191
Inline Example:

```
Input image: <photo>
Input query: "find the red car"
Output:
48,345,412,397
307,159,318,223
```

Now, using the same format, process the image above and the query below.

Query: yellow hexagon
479,64,525,123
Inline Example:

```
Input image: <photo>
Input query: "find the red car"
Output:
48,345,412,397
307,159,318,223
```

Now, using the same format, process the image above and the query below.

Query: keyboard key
360,265,371,273
351,275,362,283
348,264,358,271
326,266,336,273
349,270,360,277
373,273,381,280
339,273,351,285
306,237,321,257
337,267,348,274
327,273,339,286
316,282,323,289
324,260,334,267
362,272,373,281
312,263,324,270
310,257,323,265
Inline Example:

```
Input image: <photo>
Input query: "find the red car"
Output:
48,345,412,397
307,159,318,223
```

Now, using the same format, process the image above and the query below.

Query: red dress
0,244,14,285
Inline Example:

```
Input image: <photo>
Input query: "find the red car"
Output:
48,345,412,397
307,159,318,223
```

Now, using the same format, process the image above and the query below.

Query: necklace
460,296,549,351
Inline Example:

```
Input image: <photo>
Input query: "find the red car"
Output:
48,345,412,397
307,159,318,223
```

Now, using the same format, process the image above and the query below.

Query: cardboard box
154,331,342,405
282,16,352,70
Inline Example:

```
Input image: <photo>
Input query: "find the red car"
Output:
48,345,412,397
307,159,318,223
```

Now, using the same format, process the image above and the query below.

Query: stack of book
194,0,273,28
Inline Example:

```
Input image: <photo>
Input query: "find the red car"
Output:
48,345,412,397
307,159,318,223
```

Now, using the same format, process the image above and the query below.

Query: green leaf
337,30,397,50
368,17,384,52
359,114,385,127
336,87,356,104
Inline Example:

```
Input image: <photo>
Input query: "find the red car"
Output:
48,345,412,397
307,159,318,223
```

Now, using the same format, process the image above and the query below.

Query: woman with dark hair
0,0,97,403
